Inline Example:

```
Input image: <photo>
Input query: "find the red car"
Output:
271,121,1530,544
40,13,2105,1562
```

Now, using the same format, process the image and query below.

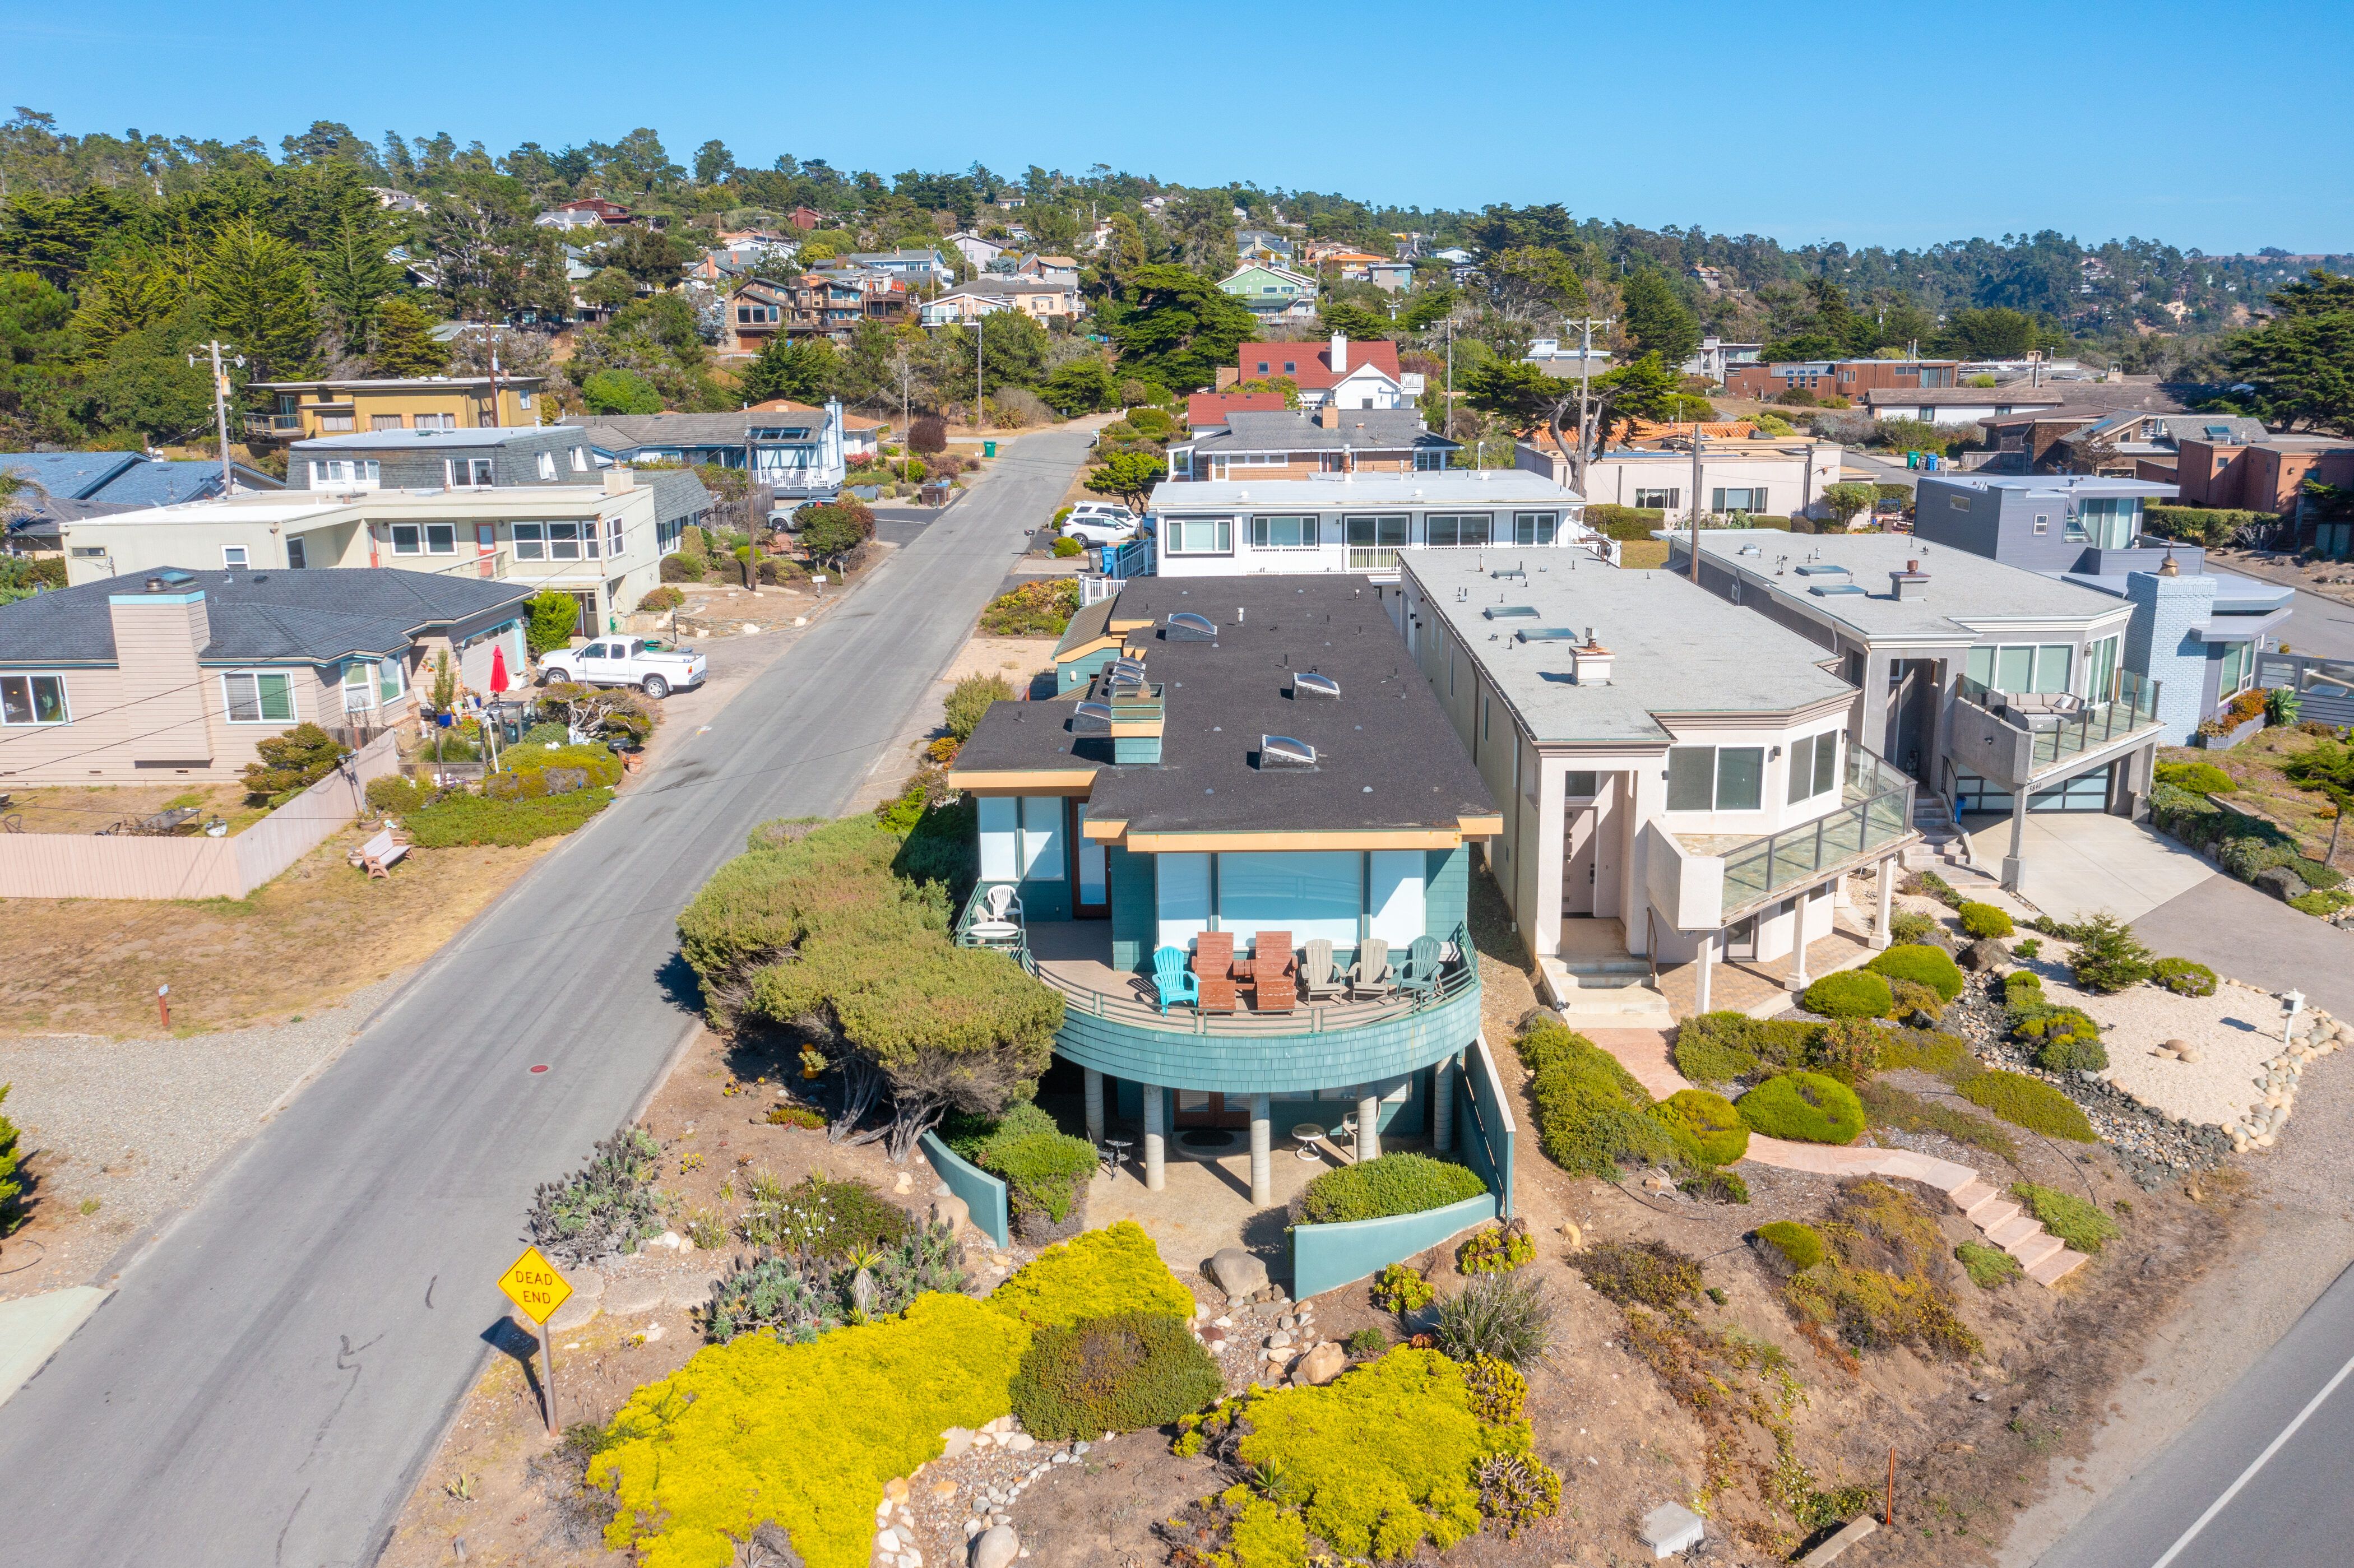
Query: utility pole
1689,427,1706,584
188,340,243,495
1563,315,1613,495
975,312,984,421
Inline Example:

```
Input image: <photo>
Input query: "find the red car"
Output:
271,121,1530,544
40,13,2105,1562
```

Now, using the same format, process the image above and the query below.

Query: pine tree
1619,269,1700,370
0,1083,21,1228
368,294,448,378
197,220,321,382
313,214,400,352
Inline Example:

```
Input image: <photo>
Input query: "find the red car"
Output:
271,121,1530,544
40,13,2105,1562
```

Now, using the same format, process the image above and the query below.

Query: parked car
1061,503,1141,546
539,636,708,698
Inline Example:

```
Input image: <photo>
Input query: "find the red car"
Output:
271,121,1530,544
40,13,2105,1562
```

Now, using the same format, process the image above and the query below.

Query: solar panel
1258,735,1317,769
1166,611,1217,641
1294,672,1340,699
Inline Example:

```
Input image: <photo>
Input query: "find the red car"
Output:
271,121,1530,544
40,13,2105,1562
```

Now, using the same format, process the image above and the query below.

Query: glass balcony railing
1956,669,2162,772
1720,747,1915,909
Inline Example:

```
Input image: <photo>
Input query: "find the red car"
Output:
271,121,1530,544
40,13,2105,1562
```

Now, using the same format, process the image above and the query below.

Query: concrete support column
2003,787,2029,892
1431,1057,1456,1153
1142,1083,1166,1192
1249,1094,1272,1208
1785,893,1815,992
1871,857,1896,950
1083,1068,1105,1144
1356,1092,1382,1162
1694,930,1716,1014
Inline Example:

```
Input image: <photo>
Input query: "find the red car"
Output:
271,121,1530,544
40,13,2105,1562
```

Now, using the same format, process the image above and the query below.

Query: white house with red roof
1223,335,1422,412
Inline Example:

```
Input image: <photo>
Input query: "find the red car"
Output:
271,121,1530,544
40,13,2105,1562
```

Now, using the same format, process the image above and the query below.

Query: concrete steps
1940,1177,2084,1291
1539,953,1674,1026
2026,1247,2092,1287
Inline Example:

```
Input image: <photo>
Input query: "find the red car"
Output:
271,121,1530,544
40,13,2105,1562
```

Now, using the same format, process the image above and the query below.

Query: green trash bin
983,440,997,458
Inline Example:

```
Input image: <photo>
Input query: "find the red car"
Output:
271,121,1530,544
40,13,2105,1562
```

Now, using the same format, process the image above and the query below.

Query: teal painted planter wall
1055,982,1481,1095
917,1131,1010,1249
1454,1047,1516,1219
1291,1190,1498,1300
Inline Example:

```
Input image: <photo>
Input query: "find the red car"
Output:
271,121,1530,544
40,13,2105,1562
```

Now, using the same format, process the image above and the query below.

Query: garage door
1953,763,2112,815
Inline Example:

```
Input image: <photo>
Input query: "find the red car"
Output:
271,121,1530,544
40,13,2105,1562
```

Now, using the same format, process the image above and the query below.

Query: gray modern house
1912,475,2291,741
290,426,595,491
1669,528,2167,891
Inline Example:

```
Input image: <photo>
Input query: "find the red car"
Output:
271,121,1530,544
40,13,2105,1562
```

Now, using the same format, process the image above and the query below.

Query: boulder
2254,865,2310,903
1957,938,2012,972
1291,1341,1347,1387
1517,1003,1567,1034
970,1524,1020,1568
1210,1247,1269,1300
930,1191,972,1235
940,1427,975,1459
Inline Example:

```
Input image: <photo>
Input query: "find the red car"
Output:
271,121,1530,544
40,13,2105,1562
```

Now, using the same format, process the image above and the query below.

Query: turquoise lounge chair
1152,945,1199,1014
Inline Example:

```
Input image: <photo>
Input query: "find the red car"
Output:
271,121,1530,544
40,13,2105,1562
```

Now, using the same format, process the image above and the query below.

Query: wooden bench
355,827,410,879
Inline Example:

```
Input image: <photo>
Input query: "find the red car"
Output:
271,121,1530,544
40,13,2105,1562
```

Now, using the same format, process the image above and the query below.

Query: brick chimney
109,577,215,764
1329,332,1348,374
1317,402,1341,430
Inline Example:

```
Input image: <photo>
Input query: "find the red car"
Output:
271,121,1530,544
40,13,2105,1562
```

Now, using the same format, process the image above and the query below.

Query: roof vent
1071,701,1113,735
1572,635,1614,685
1258,735,1317,770
1166,611,1217,641
1294,671,1340,699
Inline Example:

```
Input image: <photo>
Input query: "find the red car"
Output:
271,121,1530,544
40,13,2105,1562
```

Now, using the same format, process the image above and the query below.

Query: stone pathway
1584,1028,2090,1287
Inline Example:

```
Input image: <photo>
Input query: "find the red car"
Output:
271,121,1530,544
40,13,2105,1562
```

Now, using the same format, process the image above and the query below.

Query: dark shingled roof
1185,409,1456,455
0,567,535,666
958,577,1494,834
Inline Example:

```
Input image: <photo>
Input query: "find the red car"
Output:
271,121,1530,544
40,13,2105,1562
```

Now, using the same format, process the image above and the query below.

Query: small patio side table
1101,1137,1134,1179
1288,1122,1326,1161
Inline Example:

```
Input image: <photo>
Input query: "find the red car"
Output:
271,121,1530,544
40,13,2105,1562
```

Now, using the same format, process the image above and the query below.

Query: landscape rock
1958,938,2012,972
1291,1342,1347,1386
971,1524,1020,1568
940,1427,975,1459
930,1192,971,1235
2254,865,2309,902
1209,1247,1268,1299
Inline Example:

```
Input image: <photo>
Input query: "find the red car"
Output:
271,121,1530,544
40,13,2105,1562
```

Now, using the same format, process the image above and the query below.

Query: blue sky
8,0,2350,254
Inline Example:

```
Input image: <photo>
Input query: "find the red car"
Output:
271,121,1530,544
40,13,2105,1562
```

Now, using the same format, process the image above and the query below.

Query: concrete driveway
1963,811,2217,924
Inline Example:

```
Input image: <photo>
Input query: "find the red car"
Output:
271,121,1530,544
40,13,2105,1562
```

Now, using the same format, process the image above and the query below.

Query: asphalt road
2269,583,2354,662
0,426,1095,1568
2035,1259,2354,1568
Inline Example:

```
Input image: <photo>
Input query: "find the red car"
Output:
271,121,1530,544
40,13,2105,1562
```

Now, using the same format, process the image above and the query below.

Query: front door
1174,1091,1250,1128
1072,801,1108,917
1563,804,1596,915
1725,913,1759,962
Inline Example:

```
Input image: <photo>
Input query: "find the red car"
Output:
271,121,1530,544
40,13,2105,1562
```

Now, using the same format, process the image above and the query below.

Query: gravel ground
0,973,408,1299
2050,966,2288,1126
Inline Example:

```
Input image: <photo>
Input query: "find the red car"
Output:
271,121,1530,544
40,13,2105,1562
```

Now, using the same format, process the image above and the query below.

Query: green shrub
1679,1168,1751,1204
1582,503,1668,541
2295,857,2347,889
658,551,702,583
2070,912,2155,992
1050,535,1082,558
977,578,1081,635
2013,936,2042,959
1783,1180,1982,1360
365,773,436,816
1672,1013,1762,1084
239,722,351,806
638,584,685,613
1887,977,1943,1024
705,1222,965,1344
2144,504,2273,548
1957,1071,2096,1141
1807,1018,1888,1082
1457,1221,1536,1275
1753,1220,1824,1272
528,1126,665,1268
1570,1238,1704,1309
1517,1019,1698,1176
2003,967,2046,1010
1954,1240,2022,1288
1431,1271,1556,1368
1651,1089,1750,1166
2153,760,2236,795
944,673,1014,743
2217,834,2296,880
521,721,569,747
1802,969,1893,1020
2291,887,2354,918
1957,901,2015,939
739,1170,912,1257
2011,1182,2121,1252
1343,1326,1387,1357
1736,1072,1865,1144
1857,1079,2018,1162
0,1084,20,1230
1888,908,1938,946
404,786,613,847
1009,1311,1222,1440
1878,1028,1977,1081
986,1221,1197,1330
977,1120,1097,1230
1865,944,1966,1004
1296,1153,1486,1224
1373,1263,1435,1314
2014,1005,2107,1073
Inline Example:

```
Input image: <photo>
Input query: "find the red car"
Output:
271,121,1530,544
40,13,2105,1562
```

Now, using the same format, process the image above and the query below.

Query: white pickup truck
539,636,707,699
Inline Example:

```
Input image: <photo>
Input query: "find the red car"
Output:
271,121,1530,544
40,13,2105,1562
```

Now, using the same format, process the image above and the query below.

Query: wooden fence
0,731,400,901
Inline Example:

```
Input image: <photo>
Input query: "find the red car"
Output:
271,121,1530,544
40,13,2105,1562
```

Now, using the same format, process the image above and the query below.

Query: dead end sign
497,1245,573,1324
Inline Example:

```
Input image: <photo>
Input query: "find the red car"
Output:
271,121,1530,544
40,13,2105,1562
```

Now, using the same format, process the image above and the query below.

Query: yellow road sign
498,1245,573,1325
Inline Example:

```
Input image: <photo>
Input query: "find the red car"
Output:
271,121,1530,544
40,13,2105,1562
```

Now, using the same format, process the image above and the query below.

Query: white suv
1061,504,1140,546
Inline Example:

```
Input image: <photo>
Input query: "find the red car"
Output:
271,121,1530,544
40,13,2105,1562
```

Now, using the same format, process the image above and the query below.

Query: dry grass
0,825,554,1037
3,780,271,836
1619,539,1672,570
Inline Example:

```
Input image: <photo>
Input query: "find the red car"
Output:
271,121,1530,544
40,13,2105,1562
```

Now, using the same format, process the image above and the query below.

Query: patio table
1288,1122,1326,1161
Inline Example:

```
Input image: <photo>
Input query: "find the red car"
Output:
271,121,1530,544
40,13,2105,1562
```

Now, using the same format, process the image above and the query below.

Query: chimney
109,578,215,764
1890,559,1930,600
1317,402,1341,430
1572,632,1614,685
1329,332,1347,374
603,466,636,495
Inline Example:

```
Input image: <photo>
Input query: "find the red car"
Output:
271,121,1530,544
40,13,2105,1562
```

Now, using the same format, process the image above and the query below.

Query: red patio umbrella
489,642,511,695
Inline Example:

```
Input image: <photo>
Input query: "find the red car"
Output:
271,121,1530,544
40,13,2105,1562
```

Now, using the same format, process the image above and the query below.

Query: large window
0,674,67,726
308,458,380,488
1413,449,1447,471
2067,496,2140,549
2085,634,2119,699
1787,731,1839,804
1511,511,1558,545
1366,849,1425,947
1633,488,1679,510
1667,745,1766,811
390,524,457,556
1966,644,2073,695
223,671,295,723
1425,513,1491,548
1218,851,1361,947
1250,515,1316,549
1165,516,1232,555
2218,641,2252,696
1019,796,1065,880
1711,486,1768,514
446,457,494,488
1155,850,1211,950
978,796,1068,884
341,661,374,712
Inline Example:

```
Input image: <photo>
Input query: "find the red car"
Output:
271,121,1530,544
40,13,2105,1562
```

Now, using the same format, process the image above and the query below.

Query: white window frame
221,670,296,724
389,523,422,555
425,523,457,555
1164,516,1234,556
1633,488,1678,510
341,660,376,712
221,545,248,569
570,446,588,472
0,673,69,726
286,537,308,569
536,451,557,480
1249,514,1317,550
513,522,545,560
606,514,625,555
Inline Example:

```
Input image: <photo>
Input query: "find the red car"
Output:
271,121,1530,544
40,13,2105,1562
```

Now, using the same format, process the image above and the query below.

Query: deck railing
1719,747,1915,909
956,885,1477,1036
1955,669,2162,772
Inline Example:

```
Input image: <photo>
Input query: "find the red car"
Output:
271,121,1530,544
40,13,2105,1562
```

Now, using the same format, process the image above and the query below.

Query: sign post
497,1245,574,1437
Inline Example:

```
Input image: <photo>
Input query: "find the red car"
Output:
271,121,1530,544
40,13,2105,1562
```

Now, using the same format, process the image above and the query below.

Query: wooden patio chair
1150,945,1198,1015
1347,936,1393,999
1300,939,1346,1003
1193,932,1238,1013
1248,930,1296,1012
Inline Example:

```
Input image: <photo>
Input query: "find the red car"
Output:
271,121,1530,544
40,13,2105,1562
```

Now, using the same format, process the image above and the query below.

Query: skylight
1258,735,1317,769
